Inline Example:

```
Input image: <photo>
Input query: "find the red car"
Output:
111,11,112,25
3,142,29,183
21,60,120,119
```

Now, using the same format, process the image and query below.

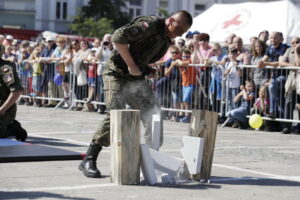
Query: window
129,0,141,6
159,0,168,8
129,8,134,17
56,1,68,20
63,2,67,20
195,4,205,11
136,8,141,16
56,2,61,19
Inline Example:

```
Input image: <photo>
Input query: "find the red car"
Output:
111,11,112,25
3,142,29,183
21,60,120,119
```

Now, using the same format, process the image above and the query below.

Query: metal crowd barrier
16,60,300,124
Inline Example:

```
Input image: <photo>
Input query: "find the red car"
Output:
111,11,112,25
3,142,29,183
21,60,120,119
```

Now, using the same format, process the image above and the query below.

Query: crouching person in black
0,44,27,141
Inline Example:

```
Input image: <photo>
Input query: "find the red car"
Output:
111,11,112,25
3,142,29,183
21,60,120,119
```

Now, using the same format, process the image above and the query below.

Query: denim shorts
88,77,96,87
182,85,195,103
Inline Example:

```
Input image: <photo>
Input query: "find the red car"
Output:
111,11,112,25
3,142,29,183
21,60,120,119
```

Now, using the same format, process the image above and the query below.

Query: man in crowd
259,32,289,120
79,10,193,178
0,44,27,141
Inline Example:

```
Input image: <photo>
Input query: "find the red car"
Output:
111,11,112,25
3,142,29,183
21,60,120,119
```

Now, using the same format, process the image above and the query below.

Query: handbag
77,69,87,86
295,70,300,95
285,71,296,95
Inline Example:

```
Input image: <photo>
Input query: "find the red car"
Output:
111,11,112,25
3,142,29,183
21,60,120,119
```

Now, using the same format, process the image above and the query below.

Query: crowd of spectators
1,28,300,134
0,33,113,113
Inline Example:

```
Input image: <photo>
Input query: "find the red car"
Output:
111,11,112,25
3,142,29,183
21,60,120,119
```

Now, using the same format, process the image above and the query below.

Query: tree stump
189,110,218,181
110,110,141,185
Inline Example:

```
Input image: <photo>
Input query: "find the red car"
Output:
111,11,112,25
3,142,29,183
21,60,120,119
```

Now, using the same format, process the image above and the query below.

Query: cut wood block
149,148,184,176
110,110,141,185
151,114,161,150
181,136,205,174
140,144,157,185
189,110,218,181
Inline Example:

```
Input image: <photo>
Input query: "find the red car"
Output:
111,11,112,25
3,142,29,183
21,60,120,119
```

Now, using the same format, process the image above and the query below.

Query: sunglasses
171,51,178,54
182,56,190,58
292,41,299,45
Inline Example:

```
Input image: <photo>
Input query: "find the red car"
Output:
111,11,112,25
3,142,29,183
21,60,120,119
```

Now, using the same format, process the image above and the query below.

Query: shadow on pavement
0,191,93,200
210,176,300,186
138,181,222,190
26,136,86,148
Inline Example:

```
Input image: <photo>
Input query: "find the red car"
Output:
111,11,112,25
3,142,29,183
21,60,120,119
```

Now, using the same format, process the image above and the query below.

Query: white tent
189,0,300,44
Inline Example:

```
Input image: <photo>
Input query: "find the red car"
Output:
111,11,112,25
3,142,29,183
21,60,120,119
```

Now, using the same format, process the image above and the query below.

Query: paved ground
0,105,299,200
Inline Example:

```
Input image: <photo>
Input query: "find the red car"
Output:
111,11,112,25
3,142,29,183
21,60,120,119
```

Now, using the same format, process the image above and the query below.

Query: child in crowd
207,43,227,112
83,48,98,111
28,48,43,107
17,45,32,105
224,47,241,111
252,85,269,116
177,49,197,123
226,80,255,129
159,45,182,121
61,46,73,101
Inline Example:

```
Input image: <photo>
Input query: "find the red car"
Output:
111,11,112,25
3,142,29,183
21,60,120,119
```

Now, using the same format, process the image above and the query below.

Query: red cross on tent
223,14,242,29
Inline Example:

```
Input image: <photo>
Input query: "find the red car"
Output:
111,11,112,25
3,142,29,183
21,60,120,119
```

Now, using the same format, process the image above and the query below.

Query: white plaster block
149,148,183,176
151,114,161,150
181,136,205,174
140,144,157,185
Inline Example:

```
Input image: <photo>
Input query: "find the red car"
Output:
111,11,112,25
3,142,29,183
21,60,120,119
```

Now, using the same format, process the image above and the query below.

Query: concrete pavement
0,105,299,200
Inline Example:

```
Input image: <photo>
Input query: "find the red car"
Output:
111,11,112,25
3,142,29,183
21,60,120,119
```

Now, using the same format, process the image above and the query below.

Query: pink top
200,45,214,59
255,98,269,110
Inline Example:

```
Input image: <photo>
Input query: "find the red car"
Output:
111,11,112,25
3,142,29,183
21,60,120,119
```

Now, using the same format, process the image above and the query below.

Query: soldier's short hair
172,10,193,26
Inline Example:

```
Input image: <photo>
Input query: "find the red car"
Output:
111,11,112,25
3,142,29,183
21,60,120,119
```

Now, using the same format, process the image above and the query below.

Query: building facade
0,0,88,33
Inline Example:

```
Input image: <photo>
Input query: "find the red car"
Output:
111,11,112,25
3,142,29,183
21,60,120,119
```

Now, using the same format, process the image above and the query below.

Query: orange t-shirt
180,59,197,87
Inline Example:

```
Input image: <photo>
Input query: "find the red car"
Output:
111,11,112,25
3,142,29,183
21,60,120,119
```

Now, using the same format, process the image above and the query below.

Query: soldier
79,10,193,178
0,44,27,141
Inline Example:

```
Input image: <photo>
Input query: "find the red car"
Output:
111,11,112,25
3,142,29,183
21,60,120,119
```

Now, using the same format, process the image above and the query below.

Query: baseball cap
185,31,193,39
6,35,14,40
91,47,98,52
46,36,56,42
12,39,18,45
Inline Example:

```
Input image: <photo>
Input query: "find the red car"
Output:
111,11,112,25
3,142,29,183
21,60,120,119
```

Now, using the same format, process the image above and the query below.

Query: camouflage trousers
0,104,16,137
92,74,163,147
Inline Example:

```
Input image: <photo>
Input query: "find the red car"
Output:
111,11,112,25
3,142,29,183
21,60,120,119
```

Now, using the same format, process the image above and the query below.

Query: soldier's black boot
79,143,102,178
7,120,27,141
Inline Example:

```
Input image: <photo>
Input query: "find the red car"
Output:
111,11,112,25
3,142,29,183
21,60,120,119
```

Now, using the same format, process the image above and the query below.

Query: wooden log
189,110,218,181
110,110,140,185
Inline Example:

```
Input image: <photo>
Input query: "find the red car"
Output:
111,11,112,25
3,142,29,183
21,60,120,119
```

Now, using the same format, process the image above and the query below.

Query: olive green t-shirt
108,16,171,78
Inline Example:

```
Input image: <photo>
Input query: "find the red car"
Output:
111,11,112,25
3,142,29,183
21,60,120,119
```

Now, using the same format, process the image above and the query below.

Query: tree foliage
79,0,130,29
70,16,114,38
157,8,169,18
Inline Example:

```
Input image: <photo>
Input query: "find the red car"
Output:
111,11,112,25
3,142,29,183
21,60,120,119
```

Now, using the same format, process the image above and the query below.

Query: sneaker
170,116,176,122
82,108,92,112
281,128,291,134
175,116,182,122
267,112,276,119
231,123,240,128
180,116,190,123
